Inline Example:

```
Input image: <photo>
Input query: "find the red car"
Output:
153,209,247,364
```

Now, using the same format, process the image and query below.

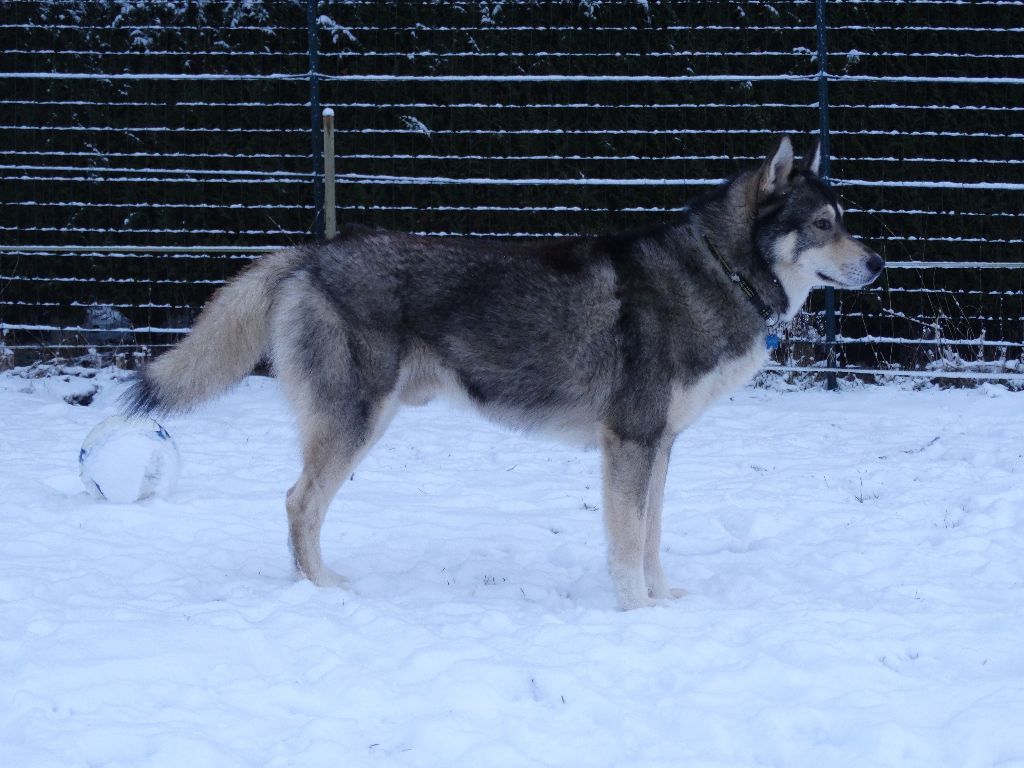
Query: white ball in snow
79,416,180,503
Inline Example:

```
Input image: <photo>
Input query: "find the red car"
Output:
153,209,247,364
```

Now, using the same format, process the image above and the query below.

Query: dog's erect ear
802,140,822,176
758,136,795,201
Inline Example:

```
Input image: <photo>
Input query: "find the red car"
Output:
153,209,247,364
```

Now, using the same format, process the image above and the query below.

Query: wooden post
322,107,336,240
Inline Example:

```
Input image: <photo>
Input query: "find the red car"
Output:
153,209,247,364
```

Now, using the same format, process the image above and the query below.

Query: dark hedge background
2,0,1021,375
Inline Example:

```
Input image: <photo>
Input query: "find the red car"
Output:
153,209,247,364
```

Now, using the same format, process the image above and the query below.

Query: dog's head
752,137,884,291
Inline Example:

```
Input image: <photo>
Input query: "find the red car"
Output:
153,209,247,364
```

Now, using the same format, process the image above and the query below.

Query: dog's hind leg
285,392,399,587
271,271,402,587
286,430,354,588
600,429,657,610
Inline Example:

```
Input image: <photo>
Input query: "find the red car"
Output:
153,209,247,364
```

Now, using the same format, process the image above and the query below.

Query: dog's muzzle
858,248,885,286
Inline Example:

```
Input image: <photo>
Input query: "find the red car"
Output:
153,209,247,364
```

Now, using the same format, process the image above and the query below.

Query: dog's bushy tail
122,249,301,416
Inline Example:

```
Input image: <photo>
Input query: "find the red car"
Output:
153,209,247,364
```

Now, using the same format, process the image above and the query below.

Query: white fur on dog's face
767,204,882,320
784,205,880,287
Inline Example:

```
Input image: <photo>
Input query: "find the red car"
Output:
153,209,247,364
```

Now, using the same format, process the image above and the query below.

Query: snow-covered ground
1,369,1022,768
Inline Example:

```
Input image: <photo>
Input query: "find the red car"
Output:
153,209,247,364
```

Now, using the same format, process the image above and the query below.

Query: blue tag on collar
765,333,780,351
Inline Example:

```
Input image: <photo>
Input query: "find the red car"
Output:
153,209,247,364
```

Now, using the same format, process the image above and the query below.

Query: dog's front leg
600,429,657,610
643,435,676,599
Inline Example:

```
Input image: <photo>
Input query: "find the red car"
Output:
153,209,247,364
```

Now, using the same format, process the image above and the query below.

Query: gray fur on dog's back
319,226,624,433
262,212,782,442
129,214,776,436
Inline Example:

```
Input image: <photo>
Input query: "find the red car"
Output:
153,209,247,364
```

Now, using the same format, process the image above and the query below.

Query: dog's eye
814,218,832,231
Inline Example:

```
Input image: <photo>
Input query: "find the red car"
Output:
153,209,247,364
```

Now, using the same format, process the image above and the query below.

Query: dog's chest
666,339,768,434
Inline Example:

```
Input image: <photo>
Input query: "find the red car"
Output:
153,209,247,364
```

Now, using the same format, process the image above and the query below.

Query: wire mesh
0,0,1021,380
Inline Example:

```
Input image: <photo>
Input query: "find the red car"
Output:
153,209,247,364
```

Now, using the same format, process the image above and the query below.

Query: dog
124,136,883,609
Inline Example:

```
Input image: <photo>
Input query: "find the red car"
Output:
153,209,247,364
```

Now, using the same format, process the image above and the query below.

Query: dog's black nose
866,253,884,274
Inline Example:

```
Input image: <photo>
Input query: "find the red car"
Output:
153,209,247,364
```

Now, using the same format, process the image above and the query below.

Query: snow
1,370,1023,767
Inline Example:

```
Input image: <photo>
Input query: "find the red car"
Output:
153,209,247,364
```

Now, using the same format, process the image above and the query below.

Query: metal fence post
816,0,838,391
307,0,324,240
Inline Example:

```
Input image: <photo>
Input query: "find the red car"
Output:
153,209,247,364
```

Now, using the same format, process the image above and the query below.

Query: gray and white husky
126,136,883,609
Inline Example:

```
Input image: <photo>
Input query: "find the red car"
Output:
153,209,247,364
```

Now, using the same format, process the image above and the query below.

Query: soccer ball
79,415,180,502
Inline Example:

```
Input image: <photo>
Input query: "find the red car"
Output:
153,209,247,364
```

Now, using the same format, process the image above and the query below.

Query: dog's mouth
817,269,882,289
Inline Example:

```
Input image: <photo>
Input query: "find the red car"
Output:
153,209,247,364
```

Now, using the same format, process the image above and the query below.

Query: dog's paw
613,569,655,610
647,584,687,602
617,587,657,610
618,596,657,611
310,567,349,588
647,580,686,600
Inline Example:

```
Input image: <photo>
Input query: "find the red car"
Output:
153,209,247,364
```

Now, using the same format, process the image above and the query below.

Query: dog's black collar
703,235,781,328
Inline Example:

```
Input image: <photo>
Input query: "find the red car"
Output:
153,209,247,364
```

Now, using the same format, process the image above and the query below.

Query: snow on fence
1,0,1021,382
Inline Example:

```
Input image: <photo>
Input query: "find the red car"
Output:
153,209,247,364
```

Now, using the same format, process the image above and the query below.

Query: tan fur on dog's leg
601,429,657,610
643,436,679,599
286,456,350,588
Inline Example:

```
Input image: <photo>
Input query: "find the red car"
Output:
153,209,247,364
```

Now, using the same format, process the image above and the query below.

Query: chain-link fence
2,0,1021,383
